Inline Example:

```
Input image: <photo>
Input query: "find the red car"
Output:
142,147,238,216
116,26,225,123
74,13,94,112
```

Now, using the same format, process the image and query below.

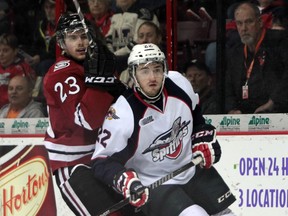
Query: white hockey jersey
105,2,159,54
92,71,203,187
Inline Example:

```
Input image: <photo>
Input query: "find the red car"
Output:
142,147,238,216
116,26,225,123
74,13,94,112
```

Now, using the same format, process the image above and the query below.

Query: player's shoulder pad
167,71,199,108
137,8,154,21
122,88,134,99
167,71,192,93
107,94,133,120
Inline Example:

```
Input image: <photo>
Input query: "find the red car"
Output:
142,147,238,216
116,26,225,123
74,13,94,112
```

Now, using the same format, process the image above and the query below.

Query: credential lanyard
243,28,266,85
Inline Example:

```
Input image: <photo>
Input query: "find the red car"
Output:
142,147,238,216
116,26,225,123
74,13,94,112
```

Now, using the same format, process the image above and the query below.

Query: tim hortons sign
0,146,57,216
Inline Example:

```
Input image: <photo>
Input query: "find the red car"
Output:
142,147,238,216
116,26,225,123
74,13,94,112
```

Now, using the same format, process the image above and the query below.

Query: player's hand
84,40,127,96
84,39,116,86
192,124,221,169
254,99,274,113
114,170,149,207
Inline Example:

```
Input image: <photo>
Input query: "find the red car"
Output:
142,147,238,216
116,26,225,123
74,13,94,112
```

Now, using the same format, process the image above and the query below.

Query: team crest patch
142,117,190,161
106,107,120,120
54,60,70,71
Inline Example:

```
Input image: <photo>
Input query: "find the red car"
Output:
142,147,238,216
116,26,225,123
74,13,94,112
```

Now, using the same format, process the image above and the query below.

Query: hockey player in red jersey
43,13,126,215
91,43,236,215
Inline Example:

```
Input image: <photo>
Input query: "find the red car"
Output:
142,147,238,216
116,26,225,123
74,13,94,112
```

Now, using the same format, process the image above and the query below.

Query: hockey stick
97,156,203,216
72,0,97,57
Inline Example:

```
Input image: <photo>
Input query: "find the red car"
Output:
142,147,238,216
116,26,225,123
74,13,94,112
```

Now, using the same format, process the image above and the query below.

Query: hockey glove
84,40,127,96
192,124,221,169
114,170,149,208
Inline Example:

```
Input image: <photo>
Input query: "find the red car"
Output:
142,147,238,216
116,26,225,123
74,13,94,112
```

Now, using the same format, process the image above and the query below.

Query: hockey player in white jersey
91,43,236,215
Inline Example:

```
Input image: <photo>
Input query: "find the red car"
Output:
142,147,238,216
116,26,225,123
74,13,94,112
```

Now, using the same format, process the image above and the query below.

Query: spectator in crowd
43,13,126,215
28,0,57,77
226,0,288,29
225,2,288,114
116,20,164,57
106,0,160,74
137,21,163,47
205,41,217,74
0,33,36,109
257,0,286,13
11,0,42,53
250,0,288,30
106,0,159,54
91,43,236,216
0,75,45,118
270,8,288,30
183,60,220,114
85,0,114,37
119,21,163,87
25,0,57,111
0,0,13,35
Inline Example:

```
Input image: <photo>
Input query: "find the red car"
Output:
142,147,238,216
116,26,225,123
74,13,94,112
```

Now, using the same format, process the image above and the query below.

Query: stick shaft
72,0,96,54
149,156,202,190
97,157,202,216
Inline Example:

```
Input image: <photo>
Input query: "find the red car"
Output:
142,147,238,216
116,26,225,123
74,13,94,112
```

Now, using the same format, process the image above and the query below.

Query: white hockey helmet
128,43,168,101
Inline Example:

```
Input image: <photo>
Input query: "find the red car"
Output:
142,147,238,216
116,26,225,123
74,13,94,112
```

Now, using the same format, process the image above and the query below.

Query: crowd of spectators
179,0,288,114
0,0,165,117
1,0,288,117
225,2,288,114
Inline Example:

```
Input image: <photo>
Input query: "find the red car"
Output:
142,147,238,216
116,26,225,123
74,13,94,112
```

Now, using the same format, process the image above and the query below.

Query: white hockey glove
192,124,221,169
114,170,149,207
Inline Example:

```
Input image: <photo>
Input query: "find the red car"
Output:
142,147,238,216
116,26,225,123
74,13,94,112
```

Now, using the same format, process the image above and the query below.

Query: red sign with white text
0,146,57,216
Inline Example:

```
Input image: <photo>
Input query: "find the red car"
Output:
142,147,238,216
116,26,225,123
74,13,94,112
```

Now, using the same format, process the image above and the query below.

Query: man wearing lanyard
225,2,288,114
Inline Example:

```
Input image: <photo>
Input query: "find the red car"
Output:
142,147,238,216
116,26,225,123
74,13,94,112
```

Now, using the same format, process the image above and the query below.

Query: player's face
135,62,164,97
0,44,18,68
63,30,89,61
235,5,262,46
137,25,161,45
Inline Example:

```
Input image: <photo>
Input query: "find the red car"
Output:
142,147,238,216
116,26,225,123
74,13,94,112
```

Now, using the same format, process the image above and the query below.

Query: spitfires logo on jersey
54,60,70,71
142,117,190,162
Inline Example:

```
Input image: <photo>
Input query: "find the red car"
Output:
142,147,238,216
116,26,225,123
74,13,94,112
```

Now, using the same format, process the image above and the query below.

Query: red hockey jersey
43,55,114,172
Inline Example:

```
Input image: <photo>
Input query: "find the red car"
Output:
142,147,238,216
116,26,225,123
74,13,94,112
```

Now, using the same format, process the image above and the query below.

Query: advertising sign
0,145,57,216
216,135,288,216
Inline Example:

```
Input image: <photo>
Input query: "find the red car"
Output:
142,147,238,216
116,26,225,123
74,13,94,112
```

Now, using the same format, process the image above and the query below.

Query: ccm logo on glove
85,76,115,84
192,124,221,169
192,129,214,139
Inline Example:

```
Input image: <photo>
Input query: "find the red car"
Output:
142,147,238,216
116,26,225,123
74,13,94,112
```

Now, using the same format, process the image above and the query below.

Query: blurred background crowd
0,0,288,117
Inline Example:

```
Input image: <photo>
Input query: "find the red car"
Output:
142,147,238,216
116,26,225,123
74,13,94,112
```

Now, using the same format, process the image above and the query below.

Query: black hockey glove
84,40,126,95
114,169,149,208
192,124,221,169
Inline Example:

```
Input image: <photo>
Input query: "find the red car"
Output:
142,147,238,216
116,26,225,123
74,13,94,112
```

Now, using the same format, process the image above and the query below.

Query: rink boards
1,114,288,216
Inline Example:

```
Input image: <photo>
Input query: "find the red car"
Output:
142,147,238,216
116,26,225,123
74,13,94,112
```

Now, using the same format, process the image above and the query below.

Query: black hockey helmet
56,13,86,49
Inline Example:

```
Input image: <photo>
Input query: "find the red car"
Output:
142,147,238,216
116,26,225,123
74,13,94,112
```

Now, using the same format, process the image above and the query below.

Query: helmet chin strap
133,74,166,103
135,86,163,103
